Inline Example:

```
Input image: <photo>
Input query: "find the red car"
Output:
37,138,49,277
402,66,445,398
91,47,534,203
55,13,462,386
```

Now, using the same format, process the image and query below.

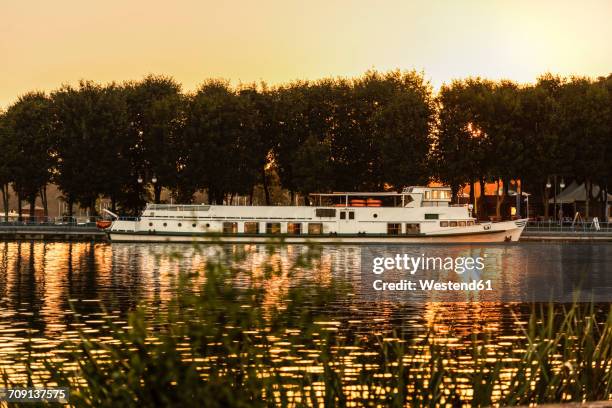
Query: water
0,241,611,399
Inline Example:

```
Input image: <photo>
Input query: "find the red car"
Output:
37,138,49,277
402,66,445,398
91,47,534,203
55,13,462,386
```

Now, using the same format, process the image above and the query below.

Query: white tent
549,182,612,204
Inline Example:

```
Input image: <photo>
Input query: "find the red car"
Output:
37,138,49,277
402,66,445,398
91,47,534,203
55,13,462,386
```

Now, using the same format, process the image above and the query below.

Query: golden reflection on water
0,241,608,405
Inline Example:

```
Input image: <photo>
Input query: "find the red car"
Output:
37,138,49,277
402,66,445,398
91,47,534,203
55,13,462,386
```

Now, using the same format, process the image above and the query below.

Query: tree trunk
479,178,486,220
262,166,270,205
495,179,502,219
604,183,609,222
39,185,48,219
17,193,23,222
543,184,550,220
469,181,475,215
68,197,74,218
450,184,459,204
28,193,36,222
585,180,592,219
517,179,522,218
1,184,9,223
111,195,117,213
154,184,162,204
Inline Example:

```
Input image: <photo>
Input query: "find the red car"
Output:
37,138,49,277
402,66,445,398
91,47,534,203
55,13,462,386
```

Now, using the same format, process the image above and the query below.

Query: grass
2,243,612,407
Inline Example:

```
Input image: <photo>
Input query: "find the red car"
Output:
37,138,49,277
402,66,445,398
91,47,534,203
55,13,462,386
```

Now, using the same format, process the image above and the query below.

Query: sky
1,0,611,108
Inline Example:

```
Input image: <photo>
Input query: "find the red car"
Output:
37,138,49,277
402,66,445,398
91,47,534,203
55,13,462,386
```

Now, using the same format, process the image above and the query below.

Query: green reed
2,243,612,407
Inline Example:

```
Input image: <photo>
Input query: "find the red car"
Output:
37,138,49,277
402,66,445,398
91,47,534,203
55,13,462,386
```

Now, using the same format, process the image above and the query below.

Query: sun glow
1,0,611,108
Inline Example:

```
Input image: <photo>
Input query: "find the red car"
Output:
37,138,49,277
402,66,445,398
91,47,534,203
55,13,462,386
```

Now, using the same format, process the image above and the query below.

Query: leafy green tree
0,112,15,221
236,85,278,204
435,78,495,213
291,134,334,198
182,80,259,203
372,70,434,190
274,79,338,196
556,77,610,218
52,81,132,215
518,75,564,218
125,75,185,204
5,92,54,221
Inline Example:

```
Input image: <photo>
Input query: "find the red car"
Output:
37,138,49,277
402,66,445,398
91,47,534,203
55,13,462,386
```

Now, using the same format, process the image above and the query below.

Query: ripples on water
0,241,610,400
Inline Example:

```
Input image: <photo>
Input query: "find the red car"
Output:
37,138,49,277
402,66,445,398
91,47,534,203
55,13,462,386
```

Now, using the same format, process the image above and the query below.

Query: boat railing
146,204,211,212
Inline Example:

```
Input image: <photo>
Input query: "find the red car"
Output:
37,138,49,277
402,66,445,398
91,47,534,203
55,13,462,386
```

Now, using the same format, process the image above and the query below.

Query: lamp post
137,172,157,211
546,176,565,222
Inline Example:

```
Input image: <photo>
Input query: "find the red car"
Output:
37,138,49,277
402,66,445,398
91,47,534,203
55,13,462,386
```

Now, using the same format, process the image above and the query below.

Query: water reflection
0,241,610,399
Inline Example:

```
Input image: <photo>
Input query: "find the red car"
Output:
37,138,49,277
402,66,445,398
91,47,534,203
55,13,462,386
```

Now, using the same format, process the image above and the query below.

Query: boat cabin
310,186,452,208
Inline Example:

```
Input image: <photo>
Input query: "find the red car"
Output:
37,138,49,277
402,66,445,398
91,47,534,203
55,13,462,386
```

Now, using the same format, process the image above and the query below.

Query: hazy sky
2,0,611,108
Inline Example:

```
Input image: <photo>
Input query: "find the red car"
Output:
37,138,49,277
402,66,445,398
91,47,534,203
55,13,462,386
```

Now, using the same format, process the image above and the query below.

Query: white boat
106,186,527,243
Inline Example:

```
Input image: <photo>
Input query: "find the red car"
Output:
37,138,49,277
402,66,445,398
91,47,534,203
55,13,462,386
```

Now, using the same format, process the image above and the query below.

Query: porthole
178,223,182,227
373,214,378,218
163,222,167,227
148,222,153,227
206,223,210,228
192,223,196,227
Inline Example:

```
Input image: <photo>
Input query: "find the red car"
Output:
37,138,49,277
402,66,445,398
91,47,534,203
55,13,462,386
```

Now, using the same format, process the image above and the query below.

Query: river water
0,241,611,395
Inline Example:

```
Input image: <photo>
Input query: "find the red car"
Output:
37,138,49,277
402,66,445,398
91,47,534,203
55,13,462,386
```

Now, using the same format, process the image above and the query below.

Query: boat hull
108,220,526,244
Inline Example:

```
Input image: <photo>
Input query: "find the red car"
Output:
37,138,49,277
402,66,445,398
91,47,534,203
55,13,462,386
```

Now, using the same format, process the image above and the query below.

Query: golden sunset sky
2,0,611,108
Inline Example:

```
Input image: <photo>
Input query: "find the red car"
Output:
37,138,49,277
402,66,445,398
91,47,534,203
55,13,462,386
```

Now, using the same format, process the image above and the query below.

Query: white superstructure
107,186,527,243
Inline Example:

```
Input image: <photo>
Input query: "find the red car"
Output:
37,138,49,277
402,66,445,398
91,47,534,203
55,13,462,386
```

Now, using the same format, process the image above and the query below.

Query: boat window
163,222,167,227
178,223,182,227
373,213,378,218
316,208,336,218
459,221,466,227
308,223,323,234
406,223,420,234
340,211,346,220
192,223,197,228
244,222,259,234
424,214,439,220
349,212,355,220
387,223,401,235
287,223,302,235
468,221,475,226
149,222,153,227
440,221,449,227
449,221,458,227
266,222,281,234
223,222,238,233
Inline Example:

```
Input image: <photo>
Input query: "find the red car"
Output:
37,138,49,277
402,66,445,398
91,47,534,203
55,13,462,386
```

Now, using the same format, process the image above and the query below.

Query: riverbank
521,230,612,242
1,226,611,242
0,225,107,242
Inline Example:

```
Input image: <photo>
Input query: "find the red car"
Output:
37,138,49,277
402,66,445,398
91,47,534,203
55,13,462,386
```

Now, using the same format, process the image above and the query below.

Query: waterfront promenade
0,221,611,242
0,223,106,241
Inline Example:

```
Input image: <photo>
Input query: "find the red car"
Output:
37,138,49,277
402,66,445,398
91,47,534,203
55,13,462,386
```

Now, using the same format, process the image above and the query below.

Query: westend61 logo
371,254,492,292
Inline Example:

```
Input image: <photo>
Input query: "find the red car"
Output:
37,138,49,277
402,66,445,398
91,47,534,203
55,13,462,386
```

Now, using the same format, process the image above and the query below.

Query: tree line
0,70,610,221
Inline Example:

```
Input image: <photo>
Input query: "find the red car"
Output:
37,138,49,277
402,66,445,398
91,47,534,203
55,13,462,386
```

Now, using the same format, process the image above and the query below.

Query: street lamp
547,175,565,222
151,175,157,184
137,175,143,184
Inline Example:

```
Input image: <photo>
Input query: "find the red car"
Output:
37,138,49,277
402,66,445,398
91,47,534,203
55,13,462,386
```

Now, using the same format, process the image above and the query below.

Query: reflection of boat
106,186,527,243
96,220,112,229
